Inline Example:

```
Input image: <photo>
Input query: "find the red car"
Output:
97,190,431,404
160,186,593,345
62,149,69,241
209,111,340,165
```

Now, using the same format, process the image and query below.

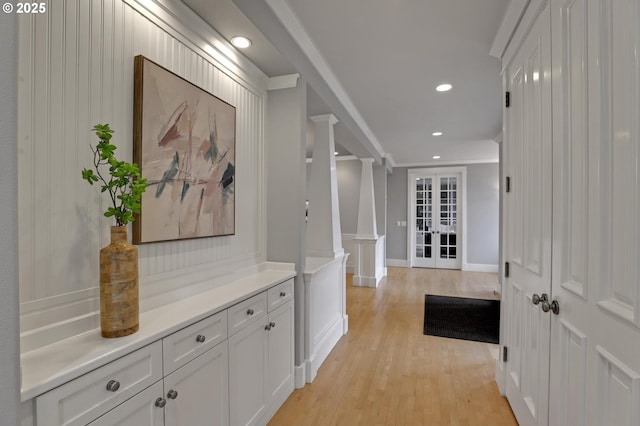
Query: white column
305,114,344,259
353,158,386,287
356,158,378,239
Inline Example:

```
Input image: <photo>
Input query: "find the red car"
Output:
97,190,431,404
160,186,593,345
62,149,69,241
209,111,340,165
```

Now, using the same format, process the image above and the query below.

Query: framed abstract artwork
133,55,236,244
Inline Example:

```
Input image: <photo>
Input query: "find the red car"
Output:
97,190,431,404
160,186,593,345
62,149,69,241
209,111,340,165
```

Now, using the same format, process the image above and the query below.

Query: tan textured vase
100,226,139,338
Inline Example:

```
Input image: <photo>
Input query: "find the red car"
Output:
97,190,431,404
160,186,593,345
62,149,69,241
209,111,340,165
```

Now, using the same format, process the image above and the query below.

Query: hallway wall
386,163,499,268
17,0,269,351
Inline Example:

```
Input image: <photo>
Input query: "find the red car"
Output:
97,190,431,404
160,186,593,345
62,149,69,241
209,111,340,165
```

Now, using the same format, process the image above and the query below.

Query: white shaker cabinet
228,317,270,426
229,279,294,426
33,275,295,426
88,382,164,426
163,341,229,426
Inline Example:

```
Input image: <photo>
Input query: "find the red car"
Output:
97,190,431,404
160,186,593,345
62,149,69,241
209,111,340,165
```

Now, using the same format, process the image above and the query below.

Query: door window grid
415,178,432,259
439,177,457,259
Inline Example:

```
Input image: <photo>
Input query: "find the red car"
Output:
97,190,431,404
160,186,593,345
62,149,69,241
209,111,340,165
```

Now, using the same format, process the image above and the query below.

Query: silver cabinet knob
542,300,560,315
247,309,254,316
106,380,120,392
196,335,206,343
155,398,166,408
532,293,548,305
269,321,276,328
280,292,286,297
167,389,178,399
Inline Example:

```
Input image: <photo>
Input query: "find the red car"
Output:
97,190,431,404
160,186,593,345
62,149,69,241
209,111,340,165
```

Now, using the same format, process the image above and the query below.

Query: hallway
269,267,517,426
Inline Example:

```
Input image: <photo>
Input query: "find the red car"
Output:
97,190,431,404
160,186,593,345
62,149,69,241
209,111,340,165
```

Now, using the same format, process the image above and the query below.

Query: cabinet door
164,341,229,426
88,381,164,426
228,319,268,426
267,302,294,405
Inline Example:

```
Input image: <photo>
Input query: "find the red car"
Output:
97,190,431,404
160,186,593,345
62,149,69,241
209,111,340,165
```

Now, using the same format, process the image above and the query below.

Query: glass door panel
414,177,433,265
410,172,462,269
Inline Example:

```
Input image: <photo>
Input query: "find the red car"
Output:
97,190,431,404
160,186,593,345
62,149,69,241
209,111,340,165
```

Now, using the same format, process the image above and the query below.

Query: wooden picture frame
133,55,236,244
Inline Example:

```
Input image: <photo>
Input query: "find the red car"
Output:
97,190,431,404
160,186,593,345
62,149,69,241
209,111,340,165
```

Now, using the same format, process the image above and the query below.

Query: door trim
407,167,467,269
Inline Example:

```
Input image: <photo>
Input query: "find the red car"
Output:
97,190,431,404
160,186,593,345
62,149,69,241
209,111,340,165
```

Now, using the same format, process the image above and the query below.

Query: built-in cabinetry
228,280,294,426
31,273,294,426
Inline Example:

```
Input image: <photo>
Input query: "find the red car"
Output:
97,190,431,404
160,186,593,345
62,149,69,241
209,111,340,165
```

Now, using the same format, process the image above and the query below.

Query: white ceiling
183,0,509,166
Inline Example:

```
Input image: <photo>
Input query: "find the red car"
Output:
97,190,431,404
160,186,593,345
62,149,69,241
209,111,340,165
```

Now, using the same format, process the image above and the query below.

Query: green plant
82,124,148,226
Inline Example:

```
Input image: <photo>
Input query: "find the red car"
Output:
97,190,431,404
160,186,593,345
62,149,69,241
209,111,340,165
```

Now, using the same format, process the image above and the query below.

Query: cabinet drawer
228,292,267,336
267,279,294,313
36,341,163,426
163,310,227,374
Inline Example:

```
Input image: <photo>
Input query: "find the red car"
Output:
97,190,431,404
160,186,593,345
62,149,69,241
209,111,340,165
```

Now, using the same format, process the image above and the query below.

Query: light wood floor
269,267,517,426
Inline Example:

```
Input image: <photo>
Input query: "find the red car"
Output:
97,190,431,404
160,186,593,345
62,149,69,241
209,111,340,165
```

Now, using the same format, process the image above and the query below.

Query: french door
409,168,463,270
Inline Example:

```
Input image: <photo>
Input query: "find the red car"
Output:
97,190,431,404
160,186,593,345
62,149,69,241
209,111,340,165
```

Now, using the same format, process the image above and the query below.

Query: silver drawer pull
167,389,178,399
196,334,206,343
280,291,286,297
106,380,120,392
247,309,254,315
155,398,166,408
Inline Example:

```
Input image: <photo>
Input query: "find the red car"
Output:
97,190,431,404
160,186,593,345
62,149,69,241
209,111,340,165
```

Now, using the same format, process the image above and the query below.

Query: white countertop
21,266,296,401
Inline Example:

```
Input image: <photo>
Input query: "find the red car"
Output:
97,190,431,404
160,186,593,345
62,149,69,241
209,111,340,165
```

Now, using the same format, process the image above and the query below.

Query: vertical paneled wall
18,0,267,349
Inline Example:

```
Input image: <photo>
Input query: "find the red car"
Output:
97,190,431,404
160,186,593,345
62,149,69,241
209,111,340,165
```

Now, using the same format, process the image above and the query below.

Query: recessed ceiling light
432,132,443,136
436,83,452,92
334,151,339,155
433,155,441,159
231,36,251,49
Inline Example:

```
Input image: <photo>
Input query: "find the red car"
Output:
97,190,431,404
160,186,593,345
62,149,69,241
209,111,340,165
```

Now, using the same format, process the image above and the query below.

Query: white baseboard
462,263,499,273
352,275,380,288
386,258,409,268
294,364,306,389
305,315,344,383
495,357,506,396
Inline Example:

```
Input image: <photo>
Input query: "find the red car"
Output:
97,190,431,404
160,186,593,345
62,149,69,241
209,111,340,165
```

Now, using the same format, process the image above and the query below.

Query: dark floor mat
424,295,500,344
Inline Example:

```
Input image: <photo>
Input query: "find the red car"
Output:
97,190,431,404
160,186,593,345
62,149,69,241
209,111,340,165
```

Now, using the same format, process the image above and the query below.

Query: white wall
17,0,269,351
0,10,21,424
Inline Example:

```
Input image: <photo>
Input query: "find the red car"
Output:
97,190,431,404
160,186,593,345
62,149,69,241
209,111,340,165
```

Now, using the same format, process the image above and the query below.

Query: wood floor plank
269,267,517,426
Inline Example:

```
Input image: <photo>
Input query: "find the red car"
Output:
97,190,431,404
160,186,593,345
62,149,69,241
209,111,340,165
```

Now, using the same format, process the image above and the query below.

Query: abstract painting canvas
133,55,235,244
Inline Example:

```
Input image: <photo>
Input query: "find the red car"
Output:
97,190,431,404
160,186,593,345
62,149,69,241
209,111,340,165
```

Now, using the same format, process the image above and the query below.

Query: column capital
360,158,375,165
310,113,338,125
267,74,300,91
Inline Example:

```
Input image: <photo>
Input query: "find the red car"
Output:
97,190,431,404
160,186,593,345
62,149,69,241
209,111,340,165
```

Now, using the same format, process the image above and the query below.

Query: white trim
307,155,359,163
294,364,306,389
267,73,300,91
396,158,499,168
462,263,500,273
386,258,409,268
385,154,396,168
502,0,549,69
407,167,467,270
495,357,507,396
489,0,530,59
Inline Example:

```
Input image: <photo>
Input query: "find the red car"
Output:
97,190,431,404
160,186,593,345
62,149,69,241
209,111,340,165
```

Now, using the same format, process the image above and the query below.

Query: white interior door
410,171,462,270
548,0,640,424
503,2,553,425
